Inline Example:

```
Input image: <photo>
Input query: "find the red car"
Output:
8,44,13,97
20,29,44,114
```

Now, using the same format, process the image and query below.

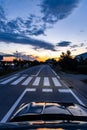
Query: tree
59,50,78,71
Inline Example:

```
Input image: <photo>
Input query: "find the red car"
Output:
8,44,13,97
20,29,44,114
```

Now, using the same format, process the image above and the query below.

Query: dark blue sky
0,0,87,60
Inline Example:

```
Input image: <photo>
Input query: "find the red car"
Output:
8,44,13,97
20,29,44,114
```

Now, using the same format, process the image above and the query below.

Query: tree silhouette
59,50,78,71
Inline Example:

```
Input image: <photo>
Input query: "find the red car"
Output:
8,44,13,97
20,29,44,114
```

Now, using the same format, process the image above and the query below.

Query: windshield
0,0,87,129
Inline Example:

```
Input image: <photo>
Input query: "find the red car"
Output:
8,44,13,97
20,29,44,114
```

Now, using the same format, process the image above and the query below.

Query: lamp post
16,51,18,60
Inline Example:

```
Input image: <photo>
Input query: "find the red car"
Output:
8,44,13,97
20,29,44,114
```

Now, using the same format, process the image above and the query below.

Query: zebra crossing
0,75,62,87
0,76,18,84
44,77,50,86
22,77,33,86
11,76,25,85
32,77,41,86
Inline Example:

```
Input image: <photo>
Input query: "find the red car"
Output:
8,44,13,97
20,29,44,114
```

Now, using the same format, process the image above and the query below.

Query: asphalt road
0,65,86,123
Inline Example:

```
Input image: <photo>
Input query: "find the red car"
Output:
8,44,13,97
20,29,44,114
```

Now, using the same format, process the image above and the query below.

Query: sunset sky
0,0,87,61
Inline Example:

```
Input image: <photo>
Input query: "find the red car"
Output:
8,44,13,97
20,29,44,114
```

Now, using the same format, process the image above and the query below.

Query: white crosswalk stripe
0,76,18,84
0,76,63,87
52,77,62,87
11,77,25,85
42,89,53,92
22,77,33,86
58,89,70,93
43,77,50,86
27,88,36,92
32,77,40,86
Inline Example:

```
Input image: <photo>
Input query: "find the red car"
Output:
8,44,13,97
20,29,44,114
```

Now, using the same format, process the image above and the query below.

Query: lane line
61,80,85,106
50,66,85,106
35,66,43,76
22,77,33,86
42,89,53,92
44,77,50,86
52,77,62,87
69,89,85,106
32,77,40,86
0,88,36,123
32,66,44,77
11,77,25,85
0,76,18,84
1,89,27,123
49,66,60,79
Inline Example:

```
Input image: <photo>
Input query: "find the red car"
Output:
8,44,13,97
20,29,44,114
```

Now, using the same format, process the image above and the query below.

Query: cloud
71,49,77,51
80,30,85,33
0,1,80,52
70,44,78,48
0,32,55,51
80,43,84,47
0,13,47,36
0,0,80,38
23,15,47,36
13,52,37,61
0,5,6,21
0,5,7,32
56,41,71,47
0,4,47,36
70,43,85,48
3,54,14,57
0,52,14,56
40,0,79,24
28,24,46,36
0,5,54,51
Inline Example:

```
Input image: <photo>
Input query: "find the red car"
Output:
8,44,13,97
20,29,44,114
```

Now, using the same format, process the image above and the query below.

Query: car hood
11,102,87,118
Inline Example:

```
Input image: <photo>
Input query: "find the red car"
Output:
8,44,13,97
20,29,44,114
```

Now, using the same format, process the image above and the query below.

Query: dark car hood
11,102,87,118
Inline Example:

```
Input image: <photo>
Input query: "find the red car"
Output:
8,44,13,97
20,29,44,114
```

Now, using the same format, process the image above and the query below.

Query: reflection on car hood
11,102,87,118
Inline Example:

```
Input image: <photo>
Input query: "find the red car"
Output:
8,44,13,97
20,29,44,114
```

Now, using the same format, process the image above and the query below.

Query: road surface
0,65,86,123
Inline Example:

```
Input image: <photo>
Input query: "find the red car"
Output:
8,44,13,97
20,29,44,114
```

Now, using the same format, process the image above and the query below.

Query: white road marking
52,77,62,87
32,77,40,86
58,89,70,93
69,89,85,106
27,88,36,92
11,77,25,85
44,77,50,86
0,75,16,82
1,89,27,123
61,80,85,106
0,88,36,123
32,66,44,76
0,76,17,84
49,67,60,79
42,89,53,92
22,77,33,85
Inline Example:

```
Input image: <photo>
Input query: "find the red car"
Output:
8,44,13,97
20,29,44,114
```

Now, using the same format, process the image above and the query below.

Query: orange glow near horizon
2,56,60,62
2,57,16,62
36,57,48,62
36,56,60,62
